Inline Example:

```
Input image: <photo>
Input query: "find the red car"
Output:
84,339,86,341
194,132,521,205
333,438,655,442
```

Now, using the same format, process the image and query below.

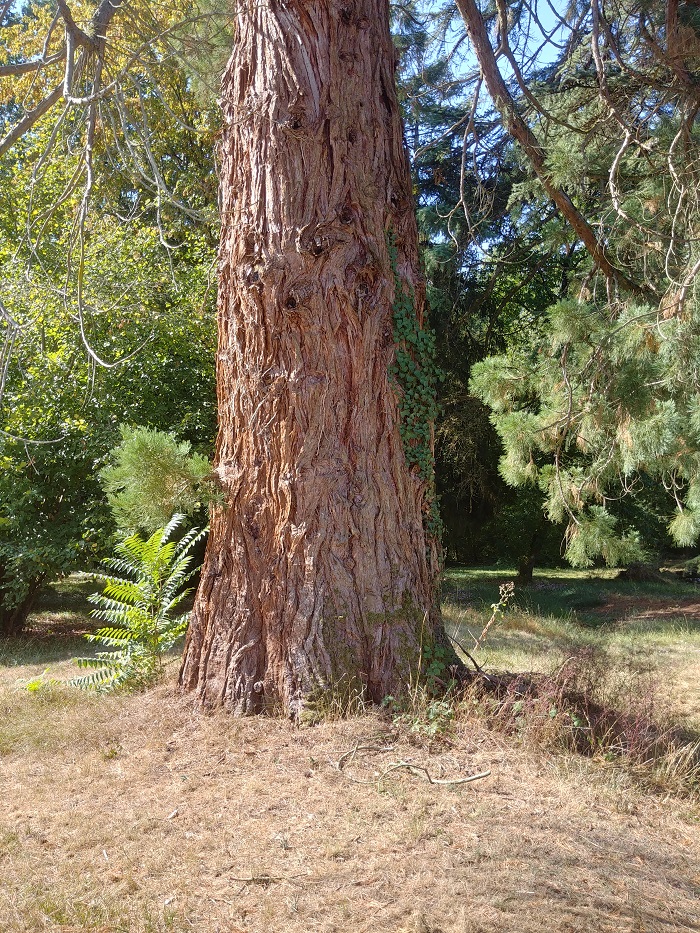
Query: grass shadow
443,564,700,629
0,574,98,668
1,572,195,672
0,628,95,668
33,573,96,612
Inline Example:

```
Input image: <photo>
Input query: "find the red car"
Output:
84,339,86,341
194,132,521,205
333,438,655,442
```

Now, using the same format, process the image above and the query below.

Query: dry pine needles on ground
0,667,699,933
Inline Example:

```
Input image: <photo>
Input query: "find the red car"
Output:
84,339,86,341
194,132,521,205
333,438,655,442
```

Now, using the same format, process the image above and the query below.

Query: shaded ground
592,594,700,622
0,682,698,933
441,565,700,625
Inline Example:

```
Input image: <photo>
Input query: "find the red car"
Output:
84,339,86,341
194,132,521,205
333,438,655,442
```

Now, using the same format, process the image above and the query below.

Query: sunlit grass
442,565,700,732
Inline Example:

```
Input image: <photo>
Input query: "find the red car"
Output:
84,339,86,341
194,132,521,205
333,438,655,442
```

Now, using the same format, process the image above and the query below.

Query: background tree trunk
179,0,450,716
0,575,44,638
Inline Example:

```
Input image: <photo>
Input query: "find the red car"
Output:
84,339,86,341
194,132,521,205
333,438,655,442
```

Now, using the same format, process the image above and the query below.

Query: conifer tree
392,1,578,564
463,0,700,562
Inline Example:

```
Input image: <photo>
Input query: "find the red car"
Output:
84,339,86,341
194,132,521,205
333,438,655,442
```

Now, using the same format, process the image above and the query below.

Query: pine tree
463,0,700,562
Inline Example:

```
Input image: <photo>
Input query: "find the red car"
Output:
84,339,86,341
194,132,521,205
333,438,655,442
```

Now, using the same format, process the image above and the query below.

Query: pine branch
454,0,652,301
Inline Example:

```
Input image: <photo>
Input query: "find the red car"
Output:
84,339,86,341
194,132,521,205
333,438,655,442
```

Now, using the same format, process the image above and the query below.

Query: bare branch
0,49,66,77
55,0,96,50
455,0,652,300
0,84,64,159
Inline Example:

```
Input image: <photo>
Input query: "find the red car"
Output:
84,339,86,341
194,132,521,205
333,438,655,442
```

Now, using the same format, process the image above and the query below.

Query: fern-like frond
95,579,145,605
84,626,135,648
70,669,117,690
71,515,203,693
88,582,146,609
89,606,150,630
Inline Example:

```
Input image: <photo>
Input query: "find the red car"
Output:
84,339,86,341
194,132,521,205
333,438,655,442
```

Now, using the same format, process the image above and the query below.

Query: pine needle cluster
100,426,212,534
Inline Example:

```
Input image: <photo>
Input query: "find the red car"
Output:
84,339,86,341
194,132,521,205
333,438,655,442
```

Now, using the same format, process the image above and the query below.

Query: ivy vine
387,231,443,541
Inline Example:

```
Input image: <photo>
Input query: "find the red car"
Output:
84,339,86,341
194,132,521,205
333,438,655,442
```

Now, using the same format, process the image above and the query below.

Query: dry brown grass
1,656,699,933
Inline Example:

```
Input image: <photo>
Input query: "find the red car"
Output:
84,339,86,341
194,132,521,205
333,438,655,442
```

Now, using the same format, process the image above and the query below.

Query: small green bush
100,425,212,534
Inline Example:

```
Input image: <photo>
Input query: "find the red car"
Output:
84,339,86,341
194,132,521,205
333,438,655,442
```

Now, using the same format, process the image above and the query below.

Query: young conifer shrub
71,515,205,692
100,425,212,534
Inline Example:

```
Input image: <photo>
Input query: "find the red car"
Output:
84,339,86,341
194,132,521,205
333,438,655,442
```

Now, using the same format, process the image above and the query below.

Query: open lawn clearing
1,573,699,931
441,566,700,625
0,680,699,933
443,567,700,731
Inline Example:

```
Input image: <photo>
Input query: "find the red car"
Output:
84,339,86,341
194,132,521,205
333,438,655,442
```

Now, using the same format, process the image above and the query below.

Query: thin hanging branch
454,0,652,300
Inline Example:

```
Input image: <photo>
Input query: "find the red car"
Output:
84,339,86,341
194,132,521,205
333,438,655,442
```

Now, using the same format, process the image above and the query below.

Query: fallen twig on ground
335,742,490,789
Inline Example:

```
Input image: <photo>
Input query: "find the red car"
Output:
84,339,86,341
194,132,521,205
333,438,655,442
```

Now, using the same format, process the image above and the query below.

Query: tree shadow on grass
0,575,98,667
1,572,196,669
443,565,700,635
0,625,95,668
33,574,96,613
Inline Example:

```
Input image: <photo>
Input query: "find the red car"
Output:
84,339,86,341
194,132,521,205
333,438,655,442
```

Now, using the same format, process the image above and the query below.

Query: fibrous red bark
179,0,449,716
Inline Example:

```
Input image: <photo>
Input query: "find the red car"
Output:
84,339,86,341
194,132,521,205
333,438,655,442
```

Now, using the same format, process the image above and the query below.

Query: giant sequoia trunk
180,0,451,716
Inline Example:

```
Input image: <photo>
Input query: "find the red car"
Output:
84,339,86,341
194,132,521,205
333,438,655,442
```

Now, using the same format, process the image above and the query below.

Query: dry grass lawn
1,656,699,933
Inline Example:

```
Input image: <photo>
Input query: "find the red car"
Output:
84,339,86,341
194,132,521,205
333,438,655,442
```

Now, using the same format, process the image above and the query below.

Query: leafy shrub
0,414,112,637
71,515,205,691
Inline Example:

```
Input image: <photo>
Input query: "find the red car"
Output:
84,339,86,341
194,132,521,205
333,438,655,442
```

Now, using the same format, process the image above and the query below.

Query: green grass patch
0,574,98,669
442,564,700,626
33,573,96,613
442,565,700,733
442,565,700,665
